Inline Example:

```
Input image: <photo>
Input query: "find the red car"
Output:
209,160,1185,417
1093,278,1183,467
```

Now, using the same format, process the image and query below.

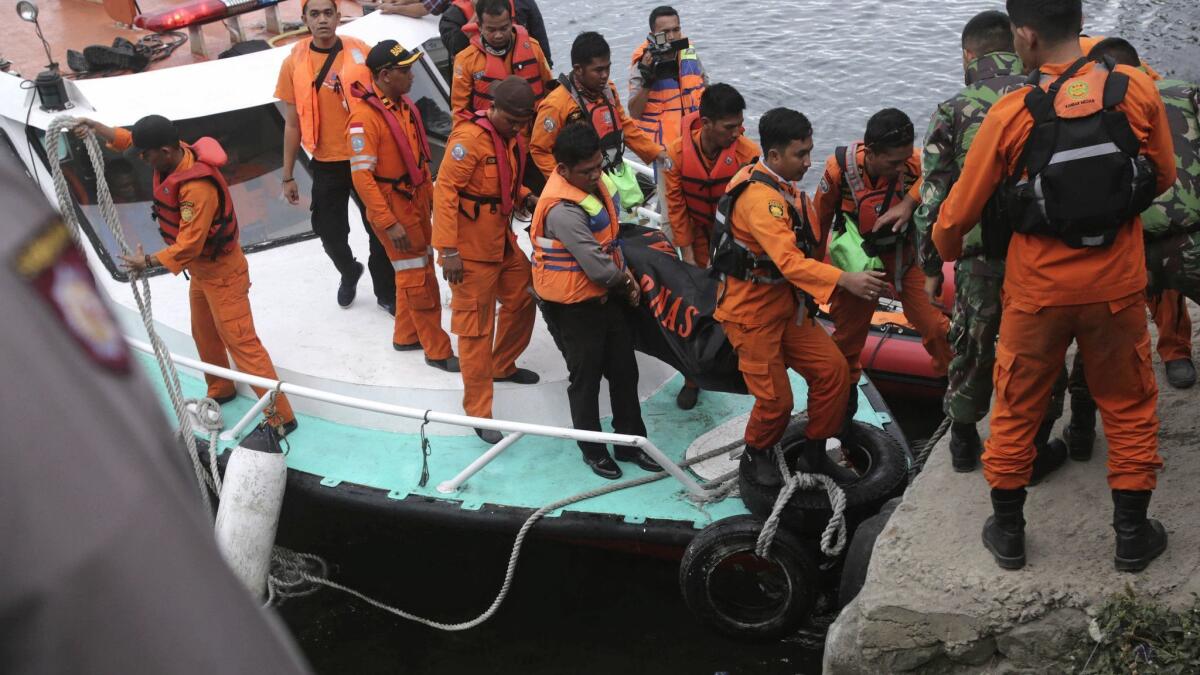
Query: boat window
31,70,452,281
413,44,453,177
31,104,317,280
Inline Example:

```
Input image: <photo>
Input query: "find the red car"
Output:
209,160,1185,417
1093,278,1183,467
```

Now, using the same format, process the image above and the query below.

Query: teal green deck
139,353,892,530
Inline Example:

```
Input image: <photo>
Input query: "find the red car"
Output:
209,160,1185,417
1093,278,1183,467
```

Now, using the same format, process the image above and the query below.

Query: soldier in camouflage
914,10,1069,476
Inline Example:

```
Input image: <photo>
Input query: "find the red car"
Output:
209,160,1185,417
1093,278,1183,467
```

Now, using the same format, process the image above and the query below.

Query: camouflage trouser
1145,229,1200,305
943,257,1067,424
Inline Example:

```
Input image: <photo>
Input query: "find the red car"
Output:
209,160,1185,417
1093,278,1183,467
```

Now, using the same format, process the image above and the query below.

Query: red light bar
134,0,284,32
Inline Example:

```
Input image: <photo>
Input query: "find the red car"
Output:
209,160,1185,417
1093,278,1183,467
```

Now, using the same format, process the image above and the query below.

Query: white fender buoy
214,427,288,599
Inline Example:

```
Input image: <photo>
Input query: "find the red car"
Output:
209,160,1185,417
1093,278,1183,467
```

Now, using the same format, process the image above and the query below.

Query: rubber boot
949,422,982,473
789,438,859,484
1029,419,1067,486
981,487,1026,570
840,390,860,439
1063,395,1096,462
1112,490,1168,572
740,445,782,488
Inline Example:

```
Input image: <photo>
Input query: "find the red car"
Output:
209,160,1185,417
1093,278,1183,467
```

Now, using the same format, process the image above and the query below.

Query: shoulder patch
351,135,366,153
768,201,786,219
350,48,366,65
179,201,196,223
818,177,830,193
15,217,129,374
451,143,467,161
543,117,556,132
662,156,674,171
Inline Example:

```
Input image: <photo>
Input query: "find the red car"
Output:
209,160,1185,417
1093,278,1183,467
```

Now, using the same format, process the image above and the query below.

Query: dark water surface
278,1,1200,672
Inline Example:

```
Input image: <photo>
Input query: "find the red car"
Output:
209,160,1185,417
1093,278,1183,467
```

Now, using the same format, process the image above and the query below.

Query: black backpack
985,57,1157,253
709,169,818,283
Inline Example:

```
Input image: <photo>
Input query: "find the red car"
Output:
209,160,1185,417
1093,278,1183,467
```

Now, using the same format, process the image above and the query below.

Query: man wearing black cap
74,115,298,433
347,40,459,372
432,75,540,444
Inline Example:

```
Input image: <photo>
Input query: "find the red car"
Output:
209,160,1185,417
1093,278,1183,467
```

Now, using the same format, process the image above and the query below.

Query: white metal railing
128,338,707,498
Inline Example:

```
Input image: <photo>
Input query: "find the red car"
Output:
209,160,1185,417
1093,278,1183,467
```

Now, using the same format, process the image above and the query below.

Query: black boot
949,422,982,473
981,487,1027,570
790,438,859,484
1112,490,1168,572
1064,395,1096,462
740,446,782,488
1029,420,1067,486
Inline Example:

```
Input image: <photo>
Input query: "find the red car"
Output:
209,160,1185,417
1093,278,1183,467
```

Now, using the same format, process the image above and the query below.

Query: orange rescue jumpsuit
814,145,952,383
347,91,453,358
934,59,1176,491
531,80,664,178
664,128,760,267
112,129,295,425
432,117,536,419
714,162,850,447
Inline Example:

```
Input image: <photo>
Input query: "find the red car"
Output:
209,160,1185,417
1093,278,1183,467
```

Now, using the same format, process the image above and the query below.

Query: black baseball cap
366,40,422,72
130,114,180,151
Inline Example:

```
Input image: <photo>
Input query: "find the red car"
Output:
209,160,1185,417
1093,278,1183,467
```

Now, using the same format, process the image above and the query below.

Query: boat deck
140,350,893,536
4,0,326,79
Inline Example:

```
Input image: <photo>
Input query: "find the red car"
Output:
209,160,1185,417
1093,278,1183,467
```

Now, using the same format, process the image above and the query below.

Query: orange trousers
1148,289,1193,362
723,314,850,447
190,269,295,425
391,262,453,359
448,246,536,418
830,248,952,382
375,187,453,359
984,293,1162,490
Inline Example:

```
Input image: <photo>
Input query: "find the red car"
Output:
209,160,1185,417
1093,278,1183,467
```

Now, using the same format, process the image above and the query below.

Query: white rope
45,117,215,512
754,445,848,559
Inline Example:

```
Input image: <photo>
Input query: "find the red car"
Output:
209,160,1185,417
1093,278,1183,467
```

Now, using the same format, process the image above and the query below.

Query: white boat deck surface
98,210,676,434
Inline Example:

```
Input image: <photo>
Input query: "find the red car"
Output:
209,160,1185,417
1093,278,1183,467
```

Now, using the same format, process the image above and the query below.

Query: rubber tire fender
679,514,818,642
738,417,908,537
836,497,902,608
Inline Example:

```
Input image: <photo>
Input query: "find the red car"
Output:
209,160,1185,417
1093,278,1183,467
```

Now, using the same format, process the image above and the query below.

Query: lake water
278,2,1198,673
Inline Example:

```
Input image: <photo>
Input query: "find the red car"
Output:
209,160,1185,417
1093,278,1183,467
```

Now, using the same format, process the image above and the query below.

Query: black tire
837,497,902,608
679,515,818,642
739,417,909,537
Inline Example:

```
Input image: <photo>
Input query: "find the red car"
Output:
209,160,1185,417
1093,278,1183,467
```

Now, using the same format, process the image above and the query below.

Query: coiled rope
44,118,849,628
45,117,215,514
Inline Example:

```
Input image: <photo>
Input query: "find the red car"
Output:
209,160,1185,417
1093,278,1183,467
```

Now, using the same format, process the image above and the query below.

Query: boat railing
127,338,709,498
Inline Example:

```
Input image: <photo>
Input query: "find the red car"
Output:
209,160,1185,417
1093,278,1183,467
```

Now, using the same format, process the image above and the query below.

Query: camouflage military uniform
1143,79,1200,303
913,52,1062,425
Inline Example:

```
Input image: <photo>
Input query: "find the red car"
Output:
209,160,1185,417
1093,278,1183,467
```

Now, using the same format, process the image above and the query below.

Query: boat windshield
35,54,451,281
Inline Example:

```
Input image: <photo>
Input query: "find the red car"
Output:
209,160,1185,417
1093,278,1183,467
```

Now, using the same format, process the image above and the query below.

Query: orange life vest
630,42,704,146
530,172,622,303
151,138,239,260
678,111,744,235
288,35,372,154
350,81,432,190
834,141,910,235
559,76,625,171
465,25,545,113
456,110,528,218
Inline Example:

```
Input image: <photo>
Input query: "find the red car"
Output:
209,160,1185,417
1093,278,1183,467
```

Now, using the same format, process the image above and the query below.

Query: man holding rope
74,115,297,434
